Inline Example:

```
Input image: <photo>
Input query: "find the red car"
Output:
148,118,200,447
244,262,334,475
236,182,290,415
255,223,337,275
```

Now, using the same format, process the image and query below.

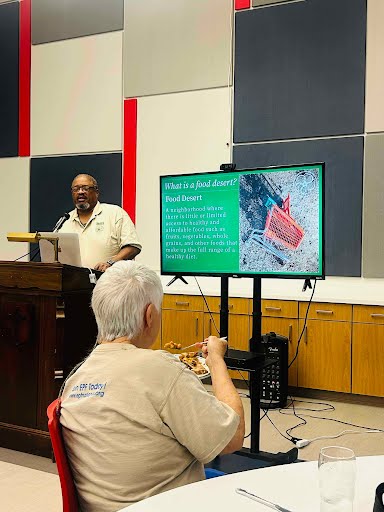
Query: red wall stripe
235,0,251,10
123,99,138,223
19,0,31,157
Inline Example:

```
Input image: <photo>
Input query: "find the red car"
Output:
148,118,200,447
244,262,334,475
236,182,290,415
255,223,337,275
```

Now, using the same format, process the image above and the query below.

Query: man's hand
93,262,112,272
197,336,227,368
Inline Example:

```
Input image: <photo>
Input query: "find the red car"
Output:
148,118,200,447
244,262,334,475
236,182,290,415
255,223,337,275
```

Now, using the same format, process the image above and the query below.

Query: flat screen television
160,163,324,279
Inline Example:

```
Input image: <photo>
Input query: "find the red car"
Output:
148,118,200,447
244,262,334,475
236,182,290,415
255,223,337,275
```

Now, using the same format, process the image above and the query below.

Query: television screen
160,163,324,278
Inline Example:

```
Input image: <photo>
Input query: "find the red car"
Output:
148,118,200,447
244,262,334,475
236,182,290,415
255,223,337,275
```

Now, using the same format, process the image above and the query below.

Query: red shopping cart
264,202,304,250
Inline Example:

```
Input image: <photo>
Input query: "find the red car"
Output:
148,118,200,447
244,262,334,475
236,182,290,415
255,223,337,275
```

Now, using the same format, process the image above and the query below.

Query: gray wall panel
362,135,384,277
32,0,124,44
252,0,293,6
30,153,122,233
234,0,366,143
233,137,364,277
124,0,233,98
0,1,19,157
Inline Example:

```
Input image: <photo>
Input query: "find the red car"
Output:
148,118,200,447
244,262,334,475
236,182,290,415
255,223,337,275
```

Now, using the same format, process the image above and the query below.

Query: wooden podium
0,261,99,456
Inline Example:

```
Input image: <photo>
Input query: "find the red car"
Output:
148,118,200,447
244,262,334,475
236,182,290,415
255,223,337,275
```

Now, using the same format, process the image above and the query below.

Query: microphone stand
53,213,70,233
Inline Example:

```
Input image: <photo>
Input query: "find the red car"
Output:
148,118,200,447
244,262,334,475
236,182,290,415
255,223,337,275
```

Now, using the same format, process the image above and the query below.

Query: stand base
205,448,299,474
238,446,298,465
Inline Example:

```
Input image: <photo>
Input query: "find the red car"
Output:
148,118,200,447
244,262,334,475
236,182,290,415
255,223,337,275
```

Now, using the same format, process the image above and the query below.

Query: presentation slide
160,164,323,278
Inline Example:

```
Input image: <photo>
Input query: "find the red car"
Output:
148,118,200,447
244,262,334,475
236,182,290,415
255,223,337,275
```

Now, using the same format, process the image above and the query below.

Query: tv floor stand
220,276,298,466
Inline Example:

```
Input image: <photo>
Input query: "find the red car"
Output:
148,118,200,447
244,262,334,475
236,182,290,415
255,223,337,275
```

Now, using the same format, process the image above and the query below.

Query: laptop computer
39,232,82,267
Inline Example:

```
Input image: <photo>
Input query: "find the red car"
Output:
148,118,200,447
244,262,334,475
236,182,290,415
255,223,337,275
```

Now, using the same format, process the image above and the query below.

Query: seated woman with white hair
60,261,244,512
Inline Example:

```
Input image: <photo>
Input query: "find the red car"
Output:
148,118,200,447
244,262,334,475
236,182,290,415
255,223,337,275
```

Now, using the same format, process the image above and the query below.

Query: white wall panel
135,88,232,271
0,158,30,261
124,0,233,97
31,32,122,156
366,0,384,133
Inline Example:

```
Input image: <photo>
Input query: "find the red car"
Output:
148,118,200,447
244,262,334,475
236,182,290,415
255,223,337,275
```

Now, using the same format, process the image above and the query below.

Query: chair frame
47,398,79,512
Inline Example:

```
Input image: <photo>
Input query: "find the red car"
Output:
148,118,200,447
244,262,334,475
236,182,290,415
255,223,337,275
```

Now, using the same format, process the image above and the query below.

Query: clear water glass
318,446,356,512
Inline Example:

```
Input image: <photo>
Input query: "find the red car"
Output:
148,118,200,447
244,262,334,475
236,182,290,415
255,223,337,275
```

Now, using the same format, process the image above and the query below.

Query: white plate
173,354,210,380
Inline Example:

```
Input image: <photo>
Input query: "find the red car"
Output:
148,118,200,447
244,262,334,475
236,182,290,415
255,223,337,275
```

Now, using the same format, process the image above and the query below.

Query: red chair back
47,398,79,512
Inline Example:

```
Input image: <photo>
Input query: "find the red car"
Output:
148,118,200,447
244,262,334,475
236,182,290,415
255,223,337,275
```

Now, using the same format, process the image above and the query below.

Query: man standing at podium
60,174,141,271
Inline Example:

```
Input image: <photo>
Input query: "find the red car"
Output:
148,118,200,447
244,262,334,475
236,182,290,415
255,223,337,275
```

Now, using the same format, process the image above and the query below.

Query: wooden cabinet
160,294,384,398
352,305,384,397
203,297,250,380
297,302,352,392
162,295,204,351
353,304,384,324
203,297,250,349
261,300,299,386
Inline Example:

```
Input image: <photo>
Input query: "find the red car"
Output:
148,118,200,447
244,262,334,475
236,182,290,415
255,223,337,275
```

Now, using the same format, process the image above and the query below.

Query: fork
178,336,227,351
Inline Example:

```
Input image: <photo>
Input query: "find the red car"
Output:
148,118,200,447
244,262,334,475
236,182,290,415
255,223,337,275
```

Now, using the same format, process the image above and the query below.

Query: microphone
53,213,70,233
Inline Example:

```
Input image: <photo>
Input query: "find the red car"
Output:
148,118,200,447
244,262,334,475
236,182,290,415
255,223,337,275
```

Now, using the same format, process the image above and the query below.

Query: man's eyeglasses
71,185,98,193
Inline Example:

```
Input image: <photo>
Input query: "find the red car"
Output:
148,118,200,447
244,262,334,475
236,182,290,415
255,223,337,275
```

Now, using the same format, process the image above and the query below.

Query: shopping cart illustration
247,194,305,263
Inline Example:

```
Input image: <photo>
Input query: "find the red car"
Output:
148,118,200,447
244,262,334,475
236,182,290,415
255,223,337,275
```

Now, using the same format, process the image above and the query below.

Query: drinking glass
318,446,356,512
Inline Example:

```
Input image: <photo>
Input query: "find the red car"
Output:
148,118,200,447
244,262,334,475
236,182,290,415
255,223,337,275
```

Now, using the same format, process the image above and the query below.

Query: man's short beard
76,202,90,211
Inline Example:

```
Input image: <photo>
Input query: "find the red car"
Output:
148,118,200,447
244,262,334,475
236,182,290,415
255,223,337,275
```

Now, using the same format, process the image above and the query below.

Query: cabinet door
204,297,250,315
204,312,250,380
262,317,299,387
298,320,351,392
352,323,384,397
262,299,298,319
204,313,250,351
162,310,204,350
163,294,203,311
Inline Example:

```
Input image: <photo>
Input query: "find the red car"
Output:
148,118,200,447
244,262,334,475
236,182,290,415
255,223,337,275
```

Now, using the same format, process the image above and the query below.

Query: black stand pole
250,277,262,453
220,276,229,342
219,275,298,464
250,277,262,352
246,277,297,463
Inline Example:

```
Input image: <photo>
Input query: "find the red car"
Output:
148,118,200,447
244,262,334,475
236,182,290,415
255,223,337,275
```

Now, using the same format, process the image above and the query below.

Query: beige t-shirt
60,344,239,512
60,202,141,268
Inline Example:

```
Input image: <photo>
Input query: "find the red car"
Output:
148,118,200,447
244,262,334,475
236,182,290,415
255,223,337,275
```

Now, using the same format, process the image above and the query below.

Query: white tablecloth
119,455,384,511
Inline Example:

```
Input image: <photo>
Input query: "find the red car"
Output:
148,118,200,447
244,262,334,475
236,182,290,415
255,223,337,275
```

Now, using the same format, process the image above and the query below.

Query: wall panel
30,153,122,234
233,136,364,277
252,0,292,6
366,0,384,133
362,134,384,277
0,1,19,157
234,0,366,143
135,88,232,270
32,0,124,44
31,32,122,156
0,158,30,261
124,0,233,98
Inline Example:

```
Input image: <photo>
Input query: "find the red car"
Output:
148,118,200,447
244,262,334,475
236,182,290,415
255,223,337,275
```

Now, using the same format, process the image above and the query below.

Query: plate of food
178,352,210,380
163,342,210,380
167,351,209,380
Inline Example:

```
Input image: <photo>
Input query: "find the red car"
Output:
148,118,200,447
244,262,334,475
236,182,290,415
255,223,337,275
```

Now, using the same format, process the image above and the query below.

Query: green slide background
161,172,240,273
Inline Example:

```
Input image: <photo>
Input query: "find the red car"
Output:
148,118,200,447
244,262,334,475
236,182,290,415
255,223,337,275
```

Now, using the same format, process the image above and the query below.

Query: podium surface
0,261,99,456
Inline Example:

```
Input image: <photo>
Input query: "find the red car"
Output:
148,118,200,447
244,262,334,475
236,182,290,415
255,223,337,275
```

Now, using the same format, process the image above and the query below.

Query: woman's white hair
91,261,163,342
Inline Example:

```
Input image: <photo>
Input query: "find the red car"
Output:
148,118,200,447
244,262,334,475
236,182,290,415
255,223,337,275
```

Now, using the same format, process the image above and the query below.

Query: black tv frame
160,162,325,280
